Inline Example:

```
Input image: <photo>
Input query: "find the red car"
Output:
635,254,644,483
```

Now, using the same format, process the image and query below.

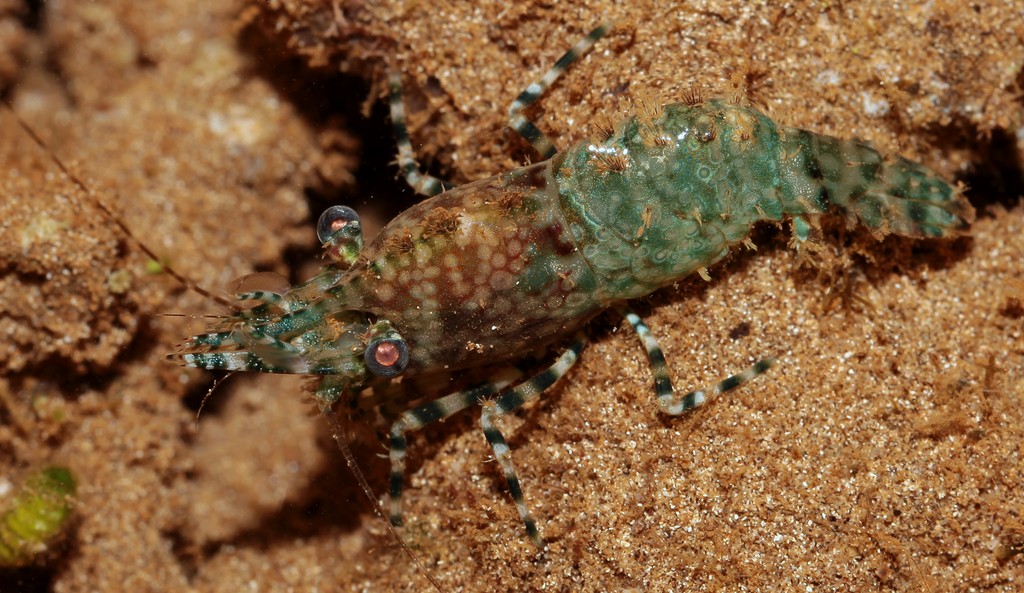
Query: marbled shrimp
170,23,975,548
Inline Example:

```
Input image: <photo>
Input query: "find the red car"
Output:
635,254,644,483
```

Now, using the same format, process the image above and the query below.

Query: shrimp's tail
777,128,974,239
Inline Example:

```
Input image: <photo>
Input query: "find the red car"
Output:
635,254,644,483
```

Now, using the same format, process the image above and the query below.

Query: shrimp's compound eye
317,205,361,245
365,336,409,377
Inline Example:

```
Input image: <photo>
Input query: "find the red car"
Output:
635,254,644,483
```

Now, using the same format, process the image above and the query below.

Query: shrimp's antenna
320,406,443,592
2,102,235,310
193,371,238,430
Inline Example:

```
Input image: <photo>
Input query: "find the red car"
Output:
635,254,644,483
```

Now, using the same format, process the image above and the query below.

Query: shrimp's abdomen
555,99,973,301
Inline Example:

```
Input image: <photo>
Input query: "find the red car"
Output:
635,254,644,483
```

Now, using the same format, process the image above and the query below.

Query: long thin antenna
194,371,237,430
3,102,235,310
320,406,443,591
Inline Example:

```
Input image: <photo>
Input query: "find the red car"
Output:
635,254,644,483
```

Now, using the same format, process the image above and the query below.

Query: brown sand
0,0,1022,591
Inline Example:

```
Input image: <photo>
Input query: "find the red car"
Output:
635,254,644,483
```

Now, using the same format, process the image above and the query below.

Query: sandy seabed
1,1,1023,591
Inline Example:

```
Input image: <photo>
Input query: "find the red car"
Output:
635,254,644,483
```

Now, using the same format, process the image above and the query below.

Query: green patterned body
555,99,970,300
329,99,971,373
175,99,972,393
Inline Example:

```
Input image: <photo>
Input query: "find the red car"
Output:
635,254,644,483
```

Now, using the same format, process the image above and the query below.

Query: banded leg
236,266,349,321
680,358,774,413
616,304,676,411
617,304,774,415
388,71,453,197
480,332,588,549
235,291,285,309
388,369,520,525
507,22,612,159
176,326,309,373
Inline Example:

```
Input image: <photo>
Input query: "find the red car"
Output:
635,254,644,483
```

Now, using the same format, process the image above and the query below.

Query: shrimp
170,23,974,549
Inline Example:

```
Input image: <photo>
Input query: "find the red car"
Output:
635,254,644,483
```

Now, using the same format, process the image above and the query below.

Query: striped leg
617,304,774,415
175,326,311,373
507,22,611,159
677,358,774,413
388,71,454,197
480,333,588,549
617,304,676,411
235,290,285,308
388,369,520,526
237,267,349,322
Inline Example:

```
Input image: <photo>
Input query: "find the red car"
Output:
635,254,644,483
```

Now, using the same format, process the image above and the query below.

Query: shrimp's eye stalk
317,205,363,267
365,336,409,377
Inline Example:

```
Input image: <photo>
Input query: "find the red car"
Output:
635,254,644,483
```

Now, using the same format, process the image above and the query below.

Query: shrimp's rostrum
171,23,974,548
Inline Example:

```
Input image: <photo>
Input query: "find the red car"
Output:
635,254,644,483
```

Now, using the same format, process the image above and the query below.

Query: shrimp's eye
365,336,409,377
317,205,361,245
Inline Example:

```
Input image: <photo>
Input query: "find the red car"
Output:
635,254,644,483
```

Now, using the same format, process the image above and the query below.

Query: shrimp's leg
480,333,589,549
507,22,611,159
234,291,285,307
616,304,675,405
388,369,521,526
618,304,774,415
388,71,453,197
389,22,610,194
662,359,774,416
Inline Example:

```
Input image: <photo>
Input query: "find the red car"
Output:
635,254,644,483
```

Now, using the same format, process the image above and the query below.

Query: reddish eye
374,342,400,367
365,337,409,377
316,205,361,245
